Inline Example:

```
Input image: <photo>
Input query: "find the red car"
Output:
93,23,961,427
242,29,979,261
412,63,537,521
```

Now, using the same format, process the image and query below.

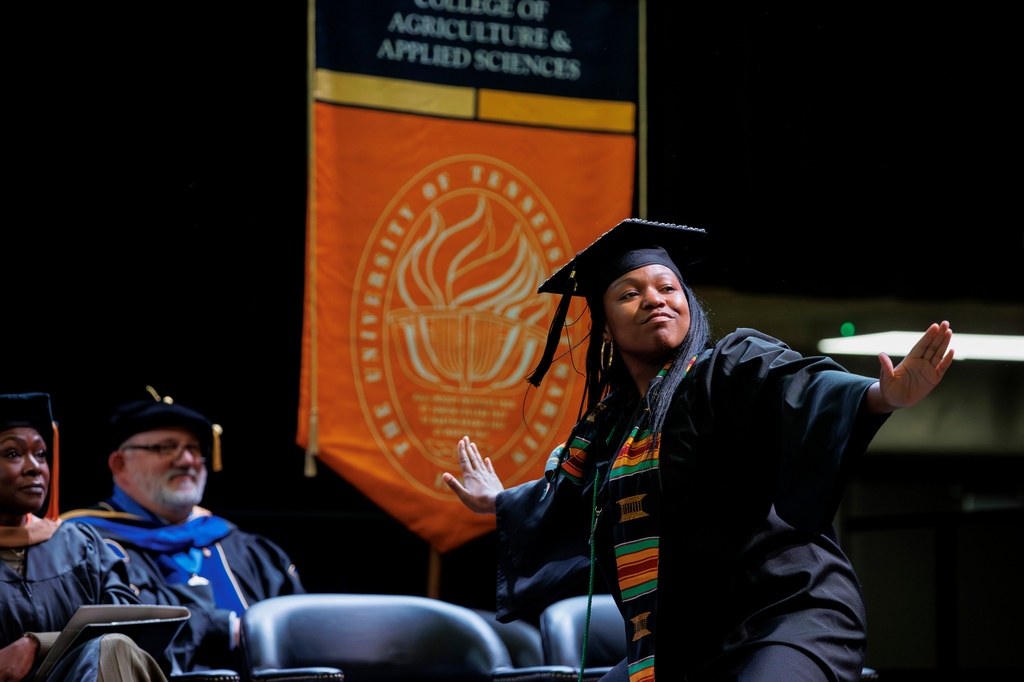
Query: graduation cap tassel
45,420,60,521
526,267,577,387
211,424,223,472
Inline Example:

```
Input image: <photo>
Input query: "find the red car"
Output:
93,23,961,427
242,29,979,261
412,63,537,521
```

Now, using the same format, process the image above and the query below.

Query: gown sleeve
494,476,593,622
703,328,889,533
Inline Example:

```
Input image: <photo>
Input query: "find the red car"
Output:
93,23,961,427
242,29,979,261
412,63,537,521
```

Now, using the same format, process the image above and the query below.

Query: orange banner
301,1,638,553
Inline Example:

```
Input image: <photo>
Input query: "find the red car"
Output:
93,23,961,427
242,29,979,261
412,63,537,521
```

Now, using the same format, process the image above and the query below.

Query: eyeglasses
122,442,207,463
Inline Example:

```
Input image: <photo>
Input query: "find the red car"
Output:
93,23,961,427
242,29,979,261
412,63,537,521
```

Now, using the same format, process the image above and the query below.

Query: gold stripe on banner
315,69,635,133
316,70,476,119
479,90,636,133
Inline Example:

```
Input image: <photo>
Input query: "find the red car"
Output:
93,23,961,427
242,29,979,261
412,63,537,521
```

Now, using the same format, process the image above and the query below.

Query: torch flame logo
389,195,552,393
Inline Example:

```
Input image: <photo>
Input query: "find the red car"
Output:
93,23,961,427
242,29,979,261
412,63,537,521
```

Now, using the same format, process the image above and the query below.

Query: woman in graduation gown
444,219,954,681
0,392,166,682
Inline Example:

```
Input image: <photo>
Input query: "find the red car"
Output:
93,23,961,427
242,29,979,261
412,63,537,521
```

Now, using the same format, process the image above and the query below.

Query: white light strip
818,332,1024,362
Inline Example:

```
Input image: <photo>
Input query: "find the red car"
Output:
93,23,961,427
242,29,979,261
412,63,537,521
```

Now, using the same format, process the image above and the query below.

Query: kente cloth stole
545,355,697,682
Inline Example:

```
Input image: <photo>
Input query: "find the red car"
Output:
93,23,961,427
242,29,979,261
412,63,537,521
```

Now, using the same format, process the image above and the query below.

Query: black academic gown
0,521,140,681
495,329,888,681
64,503,305,673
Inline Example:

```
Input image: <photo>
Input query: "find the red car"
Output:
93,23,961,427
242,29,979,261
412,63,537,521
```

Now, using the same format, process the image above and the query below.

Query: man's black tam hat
108,387,224,471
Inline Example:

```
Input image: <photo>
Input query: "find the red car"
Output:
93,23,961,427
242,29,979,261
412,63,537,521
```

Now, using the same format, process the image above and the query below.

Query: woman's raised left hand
868,320,954,413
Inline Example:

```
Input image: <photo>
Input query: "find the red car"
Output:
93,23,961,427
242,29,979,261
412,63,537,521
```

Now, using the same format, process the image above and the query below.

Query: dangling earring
600,339,614,372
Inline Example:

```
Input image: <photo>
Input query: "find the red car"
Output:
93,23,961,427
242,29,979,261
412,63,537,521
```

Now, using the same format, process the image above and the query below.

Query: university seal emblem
351,155,583,497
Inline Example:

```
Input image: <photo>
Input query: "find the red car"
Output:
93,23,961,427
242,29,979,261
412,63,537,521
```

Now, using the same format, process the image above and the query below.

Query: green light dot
840,322,855,337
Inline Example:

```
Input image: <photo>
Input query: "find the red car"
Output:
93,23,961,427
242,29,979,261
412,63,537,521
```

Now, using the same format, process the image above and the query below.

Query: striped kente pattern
543,355,698,682
615,536,660,600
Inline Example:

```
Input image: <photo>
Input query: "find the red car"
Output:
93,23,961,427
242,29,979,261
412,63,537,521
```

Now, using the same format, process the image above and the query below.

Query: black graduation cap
527,218,707,386
0,393,55,451
108,387,223,471
0,392,61,519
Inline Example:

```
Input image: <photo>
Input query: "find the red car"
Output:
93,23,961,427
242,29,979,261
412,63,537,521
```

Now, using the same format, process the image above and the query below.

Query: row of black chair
175,592,878,681
166,593,620,681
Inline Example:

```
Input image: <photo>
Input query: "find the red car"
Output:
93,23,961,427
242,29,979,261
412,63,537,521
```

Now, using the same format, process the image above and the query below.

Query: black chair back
472,609,545,668
539,594,626,670
241,594,512,681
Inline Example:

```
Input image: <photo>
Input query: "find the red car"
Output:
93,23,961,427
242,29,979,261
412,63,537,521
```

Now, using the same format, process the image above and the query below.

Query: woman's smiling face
602,263,691,372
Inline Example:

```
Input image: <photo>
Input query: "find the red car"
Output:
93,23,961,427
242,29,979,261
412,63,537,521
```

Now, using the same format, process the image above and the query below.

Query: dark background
5,3,1021,678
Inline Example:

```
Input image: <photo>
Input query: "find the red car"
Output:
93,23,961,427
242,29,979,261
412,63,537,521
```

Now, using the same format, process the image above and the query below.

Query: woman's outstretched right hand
443,436,504,514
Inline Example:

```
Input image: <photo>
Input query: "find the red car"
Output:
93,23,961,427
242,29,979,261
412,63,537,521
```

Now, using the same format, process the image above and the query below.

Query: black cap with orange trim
0,392,61,519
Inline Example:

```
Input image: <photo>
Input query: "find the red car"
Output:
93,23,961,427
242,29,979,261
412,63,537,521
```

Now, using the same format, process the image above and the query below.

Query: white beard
129,465,207,513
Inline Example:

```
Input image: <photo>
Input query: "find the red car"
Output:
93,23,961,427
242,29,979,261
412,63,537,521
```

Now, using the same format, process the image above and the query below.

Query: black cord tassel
526,267,577,387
